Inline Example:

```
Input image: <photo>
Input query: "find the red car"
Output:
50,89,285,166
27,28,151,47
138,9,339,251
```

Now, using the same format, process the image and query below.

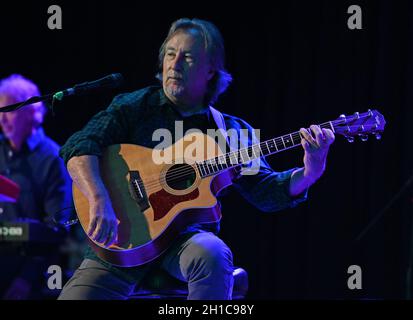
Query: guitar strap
209,105,229,145
209,106,261,179
209,106,242,181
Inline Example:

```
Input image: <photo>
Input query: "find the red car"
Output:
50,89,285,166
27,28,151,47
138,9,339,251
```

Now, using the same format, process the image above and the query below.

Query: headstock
332,109,386,143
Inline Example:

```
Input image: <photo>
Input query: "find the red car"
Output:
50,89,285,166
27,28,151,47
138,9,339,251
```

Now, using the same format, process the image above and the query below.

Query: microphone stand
0,93,57,113
0,73,124,113
355,171,413,299
407,208,413,300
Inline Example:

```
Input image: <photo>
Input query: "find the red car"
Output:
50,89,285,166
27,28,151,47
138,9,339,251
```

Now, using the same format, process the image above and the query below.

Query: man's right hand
87,195,118,248
67,155,119,248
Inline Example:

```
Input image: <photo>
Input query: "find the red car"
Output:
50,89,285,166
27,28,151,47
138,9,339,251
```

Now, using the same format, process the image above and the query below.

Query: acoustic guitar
73,109,386,267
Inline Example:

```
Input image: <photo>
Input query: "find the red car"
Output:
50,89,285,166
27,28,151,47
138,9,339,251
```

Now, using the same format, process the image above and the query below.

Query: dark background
1,0,412,299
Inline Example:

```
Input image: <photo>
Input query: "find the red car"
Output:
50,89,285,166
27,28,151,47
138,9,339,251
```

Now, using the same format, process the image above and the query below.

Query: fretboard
196,121,335,178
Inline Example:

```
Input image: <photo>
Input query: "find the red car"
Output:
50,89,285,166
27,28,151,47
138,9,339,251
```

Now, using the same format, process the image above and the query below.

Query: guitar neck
196,121,335,178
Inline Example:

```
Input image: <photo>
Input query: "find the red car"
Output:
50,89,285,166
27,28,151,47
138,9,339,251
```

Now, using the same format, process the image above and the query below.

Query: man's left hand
299,125,335,183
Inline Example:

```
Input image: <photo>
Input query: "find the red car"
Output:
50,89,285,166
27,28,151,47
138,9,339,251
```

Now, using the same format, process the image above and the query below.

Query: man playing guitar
58,18,335,300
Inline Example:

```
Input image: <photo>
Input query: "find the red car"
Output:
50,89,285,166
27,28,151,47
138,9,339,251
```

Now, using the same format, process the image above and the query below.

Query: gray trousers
58,231,234,300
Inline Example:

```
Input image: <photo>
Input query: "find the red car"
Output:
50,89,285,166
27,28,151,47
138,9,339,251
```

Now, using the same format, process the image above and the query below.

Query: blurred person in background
0,74,74,300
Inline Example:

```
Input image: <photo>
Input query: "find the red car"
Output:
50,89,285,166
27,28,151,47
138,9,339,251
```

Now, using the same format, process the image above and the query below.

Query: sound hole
165,164,196,191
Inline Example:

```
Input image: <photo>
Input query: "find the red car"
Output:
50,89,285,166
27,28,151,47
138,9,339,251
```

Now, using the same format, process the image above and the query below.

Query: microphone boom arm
0,73,124,113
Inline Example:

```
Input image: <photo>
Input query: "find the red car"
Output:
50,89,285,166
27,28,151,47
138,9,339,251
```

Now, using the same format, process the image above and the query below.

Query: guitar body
73,132,234,267
72,109,386,267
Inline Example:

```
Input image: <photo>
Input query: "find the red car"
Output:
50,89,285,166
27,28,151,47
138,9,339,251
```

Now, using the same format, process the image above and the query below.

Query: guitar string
138,119,378,192
140,120,378,191
139,122,333,192
141,114,376,185
141,115,375,189
140,121,333,186
141,122,377,192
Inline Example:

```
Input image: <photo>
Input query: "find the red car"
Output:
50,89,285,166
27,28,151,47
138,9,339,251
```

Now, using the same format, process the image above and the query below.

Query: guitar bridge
128,171,149,212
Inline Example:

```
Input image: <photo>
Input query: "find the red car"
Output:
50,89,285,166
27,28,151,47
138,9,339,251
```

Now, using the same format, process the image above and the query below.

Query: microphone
53,73,124,100
0,73,124,113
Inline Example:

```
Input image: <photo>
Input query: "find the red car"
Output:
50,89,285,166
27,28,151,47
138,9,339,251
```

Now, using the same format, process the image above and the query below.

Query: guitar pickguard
149,188,200,221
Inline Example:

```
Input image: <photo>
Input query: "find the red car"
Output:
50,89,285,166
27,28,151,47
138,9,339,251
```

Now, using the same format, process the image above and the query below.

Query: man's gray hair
157,18,232,106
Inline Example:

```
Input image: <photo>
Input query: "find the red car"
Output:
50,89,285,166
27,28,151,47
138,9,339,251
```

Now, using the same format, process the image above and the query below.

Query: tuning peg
359,134,368,142
354,112,360,119
368,109,373,116
346,136,355,143
375,133,382,140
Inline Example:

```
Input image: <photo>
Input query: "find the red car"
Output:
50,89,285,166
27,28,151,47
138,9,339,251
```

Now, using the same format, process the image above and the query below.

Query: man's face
162,29,214,107
0,95,35,143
